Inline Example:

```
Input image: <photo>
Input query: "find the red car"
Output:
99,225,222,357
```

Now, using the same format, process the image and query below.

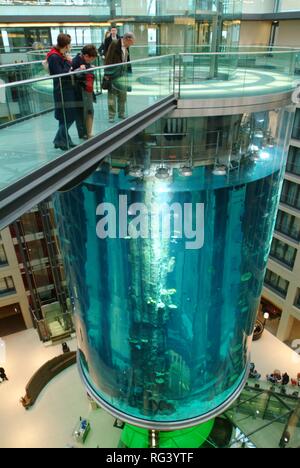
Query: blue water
55,150,285,425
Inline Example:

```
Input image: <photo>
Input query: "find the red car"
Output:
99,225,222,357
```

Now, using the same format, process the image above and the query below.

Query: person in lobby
47,33,77,150
99,27,120,59
104,32,135,123
282,372,290,386
0,367,8,382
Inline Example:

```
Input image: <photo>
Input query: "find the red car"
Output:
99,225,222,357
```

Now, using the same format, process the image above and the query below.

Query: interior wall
239,21,272,46
288,316,300,342
275,20,300,46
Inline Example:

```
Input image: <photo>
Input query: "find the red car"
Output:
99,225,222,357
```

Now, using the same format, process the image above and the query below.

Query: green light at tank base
119,420,215,449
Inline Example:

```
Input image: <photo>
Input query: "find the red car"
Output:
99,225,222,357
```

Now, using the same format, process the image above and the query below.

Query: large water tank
54,110,293,429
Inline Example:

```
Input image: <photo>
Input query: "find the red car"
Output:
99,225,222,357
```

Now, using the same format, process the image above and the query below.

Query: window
295,289,300,309
270,238,297,269
264,269,289,298
275,210,300,241
280,180,300,210
292,108,300,140
0,245,7,266
286,146,300,176
0,276,16,296
21,212,43,235
26,239,48,262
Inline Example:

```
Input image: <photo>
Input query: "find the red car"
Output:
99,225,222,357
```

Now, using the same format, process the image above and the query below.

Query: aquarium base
78,352,250,431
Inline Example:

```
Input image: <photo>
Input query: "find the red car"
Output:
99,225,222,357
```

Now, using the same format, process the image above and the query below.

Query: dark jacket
104,39,132,92
72,54,95,93
47,48,75,123
99,34,120,57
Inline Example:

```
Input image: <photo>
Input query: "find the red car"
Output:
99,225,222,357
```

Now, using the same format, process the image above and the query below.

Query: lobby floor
0,328,299,448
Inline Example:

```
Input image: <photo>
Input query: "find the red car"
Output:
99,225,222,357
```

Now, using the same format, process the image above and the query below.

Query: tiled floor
0,329,121,448
0,328,299,448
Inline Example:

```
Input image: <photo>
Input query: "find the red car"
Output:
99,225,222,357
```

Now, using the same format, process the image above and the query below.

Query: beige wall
0,228,32,329
275,20,300,46
239,21,272,46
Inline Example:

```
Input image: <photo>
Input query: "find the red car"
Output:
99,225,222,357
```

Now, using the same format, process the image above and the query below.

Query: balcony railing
0,287,16,297
275,223,300,242
280,194,300,211
0,48,299,196
264,280,288,299
286,162,300,177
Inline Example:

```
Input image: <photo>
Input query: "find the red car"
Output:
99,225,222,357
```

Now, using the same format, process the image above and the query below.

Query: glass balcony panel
269,238,297,269
281,181,300,210
0,55,174,191
178,50,297,100
0,49,298,197
264,269,289,298
286,146,300,176
275,210,300,241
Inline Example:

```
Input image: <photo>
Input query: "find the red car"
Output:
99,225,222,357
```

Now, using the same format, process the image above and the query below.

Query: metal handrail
0,60,43,69
179,49,300,56
0,53,175,89
1,47,300,90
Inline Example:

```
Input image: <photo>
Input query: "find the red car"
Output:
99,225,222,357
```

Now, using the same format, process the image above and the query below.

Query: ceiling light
260,151,270,160
251,152,260,162
179,166,193,177
128,165,143,178
212,166,226,176
155,167,170,180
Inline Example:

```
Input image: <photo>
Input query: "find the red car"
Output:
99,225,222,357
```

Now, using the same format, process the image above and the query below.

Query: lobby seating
20,351,76,409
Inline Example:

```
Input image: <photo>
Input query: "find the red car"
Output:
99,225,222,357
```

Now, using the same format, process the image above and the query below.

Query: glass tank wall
54,108,294,429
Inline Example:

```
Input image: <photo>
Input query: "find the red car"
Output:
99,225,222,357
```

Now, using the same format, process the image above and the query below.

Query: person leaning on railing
72,45,98,140
46,33,77,151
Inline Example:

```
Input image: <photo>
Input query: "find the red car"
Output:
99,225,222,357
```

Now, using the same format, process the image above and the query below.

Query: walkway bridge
0,48,298,228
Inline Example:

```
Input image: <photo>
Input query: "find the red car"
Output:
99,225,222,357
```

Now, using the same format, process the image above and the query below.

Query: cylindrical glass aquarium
54,110,294,429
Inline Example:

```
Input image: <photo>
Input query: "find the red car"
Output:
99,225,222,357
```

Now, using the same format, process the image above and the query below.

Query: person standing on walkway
47,33,77,150
72,44,98,140
104,32,135,123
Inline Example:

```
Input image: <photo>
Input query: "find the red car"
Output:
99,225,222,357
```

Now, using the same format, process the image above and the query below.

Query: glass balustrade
0,49,298,196
0,54,175,191
178,50,299,99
